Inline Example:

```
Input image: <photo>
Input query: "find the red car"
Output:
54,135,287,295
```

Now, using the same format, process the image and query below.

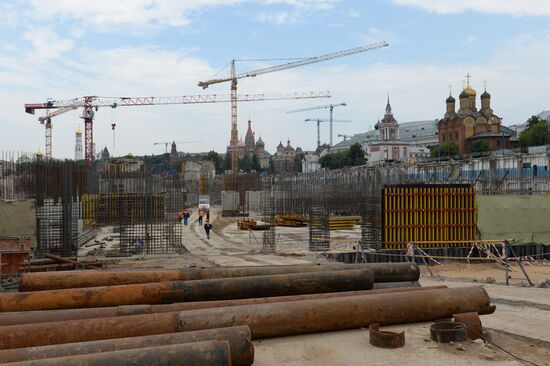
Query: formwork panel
382,184,476,249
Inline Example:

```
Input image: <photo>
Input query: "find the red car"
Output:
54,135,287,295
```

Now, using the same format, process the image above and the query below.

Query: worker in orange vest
198,208,204,225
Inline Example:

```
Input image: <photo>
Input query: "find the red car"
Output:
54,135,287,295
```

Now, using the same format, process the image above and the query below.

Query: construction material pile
237,219,271,231
0,262,495,365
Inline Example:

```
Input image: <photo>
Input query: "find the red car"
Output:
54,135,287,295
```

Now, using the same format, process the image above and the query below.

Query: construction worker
198,208,204,225
204,219,212,240
183,209,190,226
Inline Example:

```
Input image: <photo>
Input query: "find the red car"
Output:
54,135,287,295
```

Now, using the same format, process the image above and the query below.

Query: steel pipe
4,340,231,366
0,287,494,350
0,326,253,366
0,269,374,312
19,263,418,291
0,286,446,326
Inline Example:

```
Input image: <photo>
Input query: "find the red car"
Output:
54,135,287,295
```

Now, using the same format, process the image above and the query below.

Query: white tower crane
289,103,348,148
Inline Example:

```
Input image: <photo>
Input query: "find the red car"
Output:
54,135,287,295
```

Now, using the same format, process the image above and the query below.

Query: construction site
0,23,549,366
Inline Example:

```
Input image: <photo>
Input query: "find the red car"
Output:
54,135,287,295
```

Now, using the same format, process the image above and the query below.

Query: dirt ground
420,262,550,287
254,325,549,366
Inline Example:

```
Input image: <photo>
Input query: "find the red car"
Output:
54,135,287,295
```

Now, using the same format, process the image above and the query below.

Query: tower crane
25,91,329,168
304,119,351,150
153,141,203,154
289,102,347,147
197,41,388,173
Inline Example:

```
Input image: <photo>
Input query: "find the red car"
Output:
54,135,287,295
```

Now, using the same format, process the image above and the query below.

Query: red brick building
437,79,516,155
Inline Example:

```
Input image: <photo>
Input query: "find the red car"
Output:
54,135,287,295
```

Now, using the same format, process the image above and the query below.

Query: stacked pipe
0,263,496,365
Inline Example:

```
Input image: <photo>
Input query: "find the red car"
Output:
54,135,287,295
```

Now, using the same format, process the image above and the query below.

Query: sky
1,0,549,158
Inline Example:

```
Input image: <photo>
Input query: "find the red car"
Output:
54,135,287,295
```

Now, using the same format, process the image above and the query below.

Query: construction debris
237,218,270,230
369,323,405,348
430,322,468,343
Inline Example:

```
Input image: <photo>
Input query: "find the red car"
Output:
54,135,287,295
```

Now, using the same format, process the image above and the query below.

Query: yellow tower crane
198,41,389,173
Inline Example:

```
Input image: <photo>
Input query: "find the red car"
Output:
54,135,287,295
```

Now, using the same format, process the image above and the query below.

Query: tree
348,143,365,166
223,153,231,172
239,155,252,173
320,150,348,170
251,154,261,172
203,150,223,174
468,140,489,154
519,116,549,150
293,151,305,173
431,141,459,158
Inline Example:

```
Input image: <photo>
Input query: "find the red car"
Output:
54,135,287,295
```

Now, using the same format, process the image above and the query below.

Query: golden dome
464,84,476,97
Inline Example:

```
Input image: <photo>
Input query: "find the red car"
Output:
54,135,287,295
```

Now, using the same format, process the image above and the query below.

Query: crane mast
305,118,351,150
198,41,388,173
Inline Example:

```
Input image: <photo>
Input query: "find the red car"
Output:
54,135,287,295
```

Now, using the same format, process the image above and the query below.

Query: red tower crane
24,91,330,168
198,41,389,173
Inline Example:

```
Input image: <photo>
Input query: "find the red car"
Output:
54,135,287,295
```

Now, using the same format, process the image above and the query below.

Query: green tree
239,155,252,173
468,140,489,154
223,153,231,172
320,150,348,170
431,141,459,158
519,116,549,150
251,154,261,171
348,143,365,166
293,151,305,173
203,150,223,174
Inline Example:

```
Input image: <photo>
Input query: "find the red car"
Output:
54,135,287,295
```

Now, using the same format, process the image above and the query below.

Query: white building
302,153,321,173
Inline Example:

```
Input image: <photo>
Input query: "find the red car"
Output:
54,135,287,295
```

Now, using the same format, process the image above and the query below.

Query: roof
467,131,512,139
399,120,438,140
536,110,550,121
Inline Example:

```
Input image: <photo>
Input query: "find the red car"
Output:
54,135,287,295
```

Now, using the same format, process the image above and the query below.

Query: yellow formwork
382,185,476,249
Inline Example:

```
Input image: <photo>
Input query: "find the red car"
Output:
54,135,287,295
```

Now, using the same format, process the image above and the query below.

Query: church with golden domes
437,75,517,155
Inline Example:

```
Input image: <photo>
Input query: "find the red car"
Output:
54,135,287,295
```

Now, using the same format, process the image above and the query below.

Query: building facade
75,128,83,161
272,139,296,173
369,98,410,163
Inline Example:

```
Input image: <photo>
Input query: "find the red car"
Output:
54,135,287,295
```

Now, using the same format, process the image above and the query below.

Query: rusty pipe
0,287,494,349
19,263,418,291
5,340,231,366
0,269,374,312
44,254,100,270
0,286,446,326
0,326,253,366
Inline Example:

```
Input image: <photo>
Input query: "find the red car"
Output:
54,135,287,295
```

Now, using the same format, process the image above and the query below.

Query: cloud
254,11,300,25
260,0,338,11
22,28,75,59
27,0,242,29
391,0,550,16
